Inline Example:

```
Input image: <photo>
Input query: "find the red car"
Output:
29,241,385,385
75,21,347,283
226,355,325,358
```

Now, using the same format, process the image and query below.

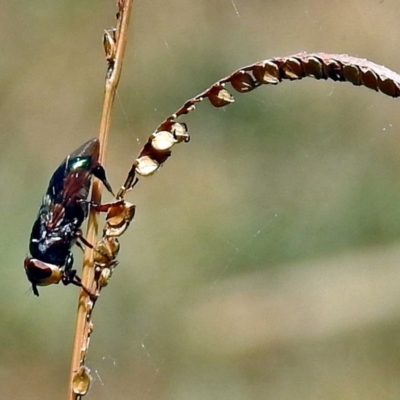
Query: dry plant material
71,366,91,396
68,1,134,399
120,52,400,190
92,198,136,292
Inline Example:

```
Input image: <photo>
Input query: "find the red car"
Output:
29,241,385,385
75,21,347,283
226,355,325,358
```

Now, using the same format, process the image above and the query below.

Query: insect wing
46,139,100,206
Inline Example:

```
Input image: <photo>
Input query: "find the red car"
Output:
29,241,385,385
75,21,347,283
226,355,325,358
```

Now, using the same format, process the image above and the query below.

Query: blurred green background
2,0,400,399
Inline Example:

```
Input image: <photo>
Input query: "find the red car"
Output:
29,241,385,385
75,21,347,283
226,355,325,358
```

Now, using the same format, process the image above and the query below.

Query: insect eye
24,258,52,279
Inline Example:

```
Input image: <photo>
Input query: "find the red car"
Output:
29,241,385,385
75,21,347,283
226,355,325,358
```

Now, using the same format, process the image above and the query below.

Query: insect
24,138,114,296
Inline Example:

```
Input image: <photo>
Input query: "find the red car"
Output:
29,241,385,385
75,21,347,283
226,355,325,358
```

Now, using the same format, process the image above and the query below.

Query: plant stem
68,1,134,399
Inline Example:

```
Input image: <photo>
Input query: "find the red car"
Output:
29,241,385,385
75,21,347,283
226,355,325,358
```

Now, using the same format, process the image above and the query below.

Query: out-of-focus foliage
2,1,400,399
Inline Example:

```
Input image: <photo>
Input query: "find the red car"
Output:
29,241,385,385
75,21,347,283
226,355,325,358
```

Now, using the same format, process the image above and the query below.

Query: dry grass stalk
68,1,134,398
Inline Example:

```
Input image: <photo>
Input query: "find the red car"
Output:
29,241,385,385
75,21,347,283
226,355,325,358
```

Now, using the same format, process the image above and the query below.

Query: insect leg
62,253,97,299
76,232,95,250
78,199,125,213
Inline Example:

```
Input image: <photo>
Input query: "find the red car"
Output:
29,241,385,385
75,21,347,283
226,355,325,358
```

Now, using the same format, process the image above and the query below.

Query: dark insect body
24,138,113,296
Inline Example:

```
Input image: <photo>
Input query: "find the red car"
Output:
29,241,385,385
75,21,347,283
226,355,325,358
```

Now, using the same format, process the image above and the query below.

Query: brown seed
151,130,177,151
72,366,91,395
135,156,159,176
104,202,135,237
208,85,235,107
377,77,399,97
230,71,256,93
359,67,379,91
252,61,280,84
302,56,325,79
323,59,344,81
343,64,361,85
282,57,304,80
